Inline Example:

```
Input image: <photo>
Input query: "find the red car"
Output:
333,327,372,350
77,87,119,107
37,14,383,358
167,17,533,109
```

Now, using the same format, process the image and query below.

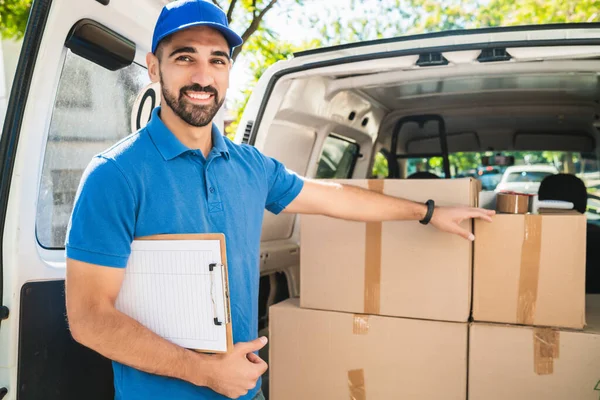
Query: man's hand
430,206,495,241
204,337,269,399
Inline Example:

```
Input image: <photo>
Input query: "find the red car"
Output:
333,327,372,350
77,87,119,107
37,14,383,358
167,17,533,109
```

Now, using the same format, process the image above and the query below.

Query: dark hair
154,35,173,61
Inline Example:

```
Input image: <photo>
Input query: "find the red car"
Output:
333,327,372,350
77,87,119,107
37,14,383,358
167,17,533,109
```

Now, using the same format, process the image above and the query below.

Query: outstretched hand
430,207,495,241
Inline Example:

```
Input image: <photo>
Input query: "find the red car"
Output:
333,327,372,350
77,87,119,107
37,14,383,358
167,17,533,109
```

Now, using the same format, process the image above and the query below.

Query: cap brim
153,21,243,54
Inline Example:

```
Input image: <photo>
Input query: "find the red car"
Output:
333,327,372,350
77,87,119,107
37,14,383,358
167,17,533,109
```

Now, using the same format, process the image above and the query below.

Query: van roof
294,22,600,57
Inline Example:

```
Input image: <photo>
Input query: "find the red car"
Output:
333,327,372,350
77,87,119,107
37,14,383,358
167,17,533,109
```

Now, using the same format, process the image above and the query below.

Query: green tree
210,0,304,62
476,0,600,27
0,0,32,40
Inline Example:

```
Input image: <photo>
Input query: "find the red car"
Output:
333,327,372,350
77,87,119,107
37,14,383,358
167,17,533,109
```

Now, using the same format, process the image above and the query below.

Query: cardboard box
473,213,586,329
269,298,468,400
469,295,600,400
300,178,479,322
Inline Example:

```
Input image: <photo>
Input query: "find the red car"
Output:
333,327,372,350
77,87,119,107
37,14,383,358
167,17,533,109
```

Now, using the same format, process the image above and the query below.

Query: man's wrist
419,200,435,225
413,202,428,221
179,348,214,387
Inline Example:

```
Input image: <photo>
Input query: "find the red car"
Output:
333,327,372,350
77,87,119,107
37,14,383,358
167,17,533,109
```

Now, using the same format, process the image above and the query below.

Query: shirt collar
211,121,230,160
146,106,230,161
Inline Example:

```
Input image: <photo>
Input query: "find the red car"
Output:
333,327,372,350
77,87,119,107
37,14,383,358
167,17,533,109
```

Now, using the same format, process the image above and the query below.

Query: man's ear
146,52,160,83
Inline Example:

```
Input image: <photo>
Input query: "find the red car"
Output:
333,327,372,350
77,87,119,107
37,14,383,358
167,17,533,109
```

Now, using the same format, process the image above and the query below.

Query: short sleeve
65,156,136,268
261,154,304,215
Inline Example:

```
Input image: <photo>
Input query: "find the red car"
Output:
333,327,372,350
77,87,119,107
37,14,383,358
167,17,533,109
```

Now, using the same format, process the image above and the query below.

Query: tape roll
496,192,531,214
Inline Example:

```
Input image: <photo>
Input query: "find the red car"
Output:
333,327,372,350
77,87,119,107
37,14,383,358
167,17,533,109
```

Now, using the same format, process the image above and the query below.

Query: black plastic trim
95,0,110,4
65,19,135,71
389,115,450,179
0,306,9,320
416,52,449,67
477,48,512,63
247,37,600,147
0,0,53,332
294,23,600,57
241,120,254,144
17,281,114,399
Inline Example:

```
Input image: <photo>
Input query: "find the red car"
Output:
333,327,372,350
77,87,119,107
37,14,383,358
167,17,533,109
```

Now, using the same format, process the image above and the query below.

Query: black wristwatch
420,199,435,225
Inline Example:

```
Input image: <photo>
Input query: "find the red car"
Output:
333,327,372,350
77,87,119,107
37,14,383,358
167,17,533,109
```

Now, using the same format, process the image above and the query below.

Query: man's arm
283,179,494,240
66,259,268,399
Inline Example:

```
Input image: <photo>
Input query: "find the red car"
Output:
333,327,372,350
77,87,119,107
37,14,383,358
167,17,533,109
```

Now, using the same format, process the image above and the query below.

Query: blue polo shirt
65,106,304,400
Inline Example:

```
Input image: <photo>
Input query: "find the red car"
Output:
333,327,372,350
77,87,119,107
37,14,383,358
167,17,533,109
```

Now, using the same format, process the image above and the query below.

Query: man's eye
176,56,192,62
212,59,226,65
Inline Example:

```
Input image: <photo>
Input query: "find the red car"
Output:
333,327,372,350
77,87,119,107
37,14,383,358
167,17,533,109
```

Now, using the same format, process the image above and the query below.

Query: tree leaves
0,0,32,40
2,0,599,142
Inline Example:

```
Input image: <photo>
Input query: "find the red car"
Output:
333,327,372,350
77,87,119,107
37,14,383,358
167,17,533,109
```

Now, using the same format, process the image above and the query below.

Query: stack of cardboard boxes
268,178,600,399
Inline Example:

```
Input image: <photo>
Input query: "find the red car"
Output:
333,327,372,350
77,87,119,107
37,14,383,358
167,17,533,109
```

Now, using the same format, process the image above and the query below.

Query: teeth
187,92,212,100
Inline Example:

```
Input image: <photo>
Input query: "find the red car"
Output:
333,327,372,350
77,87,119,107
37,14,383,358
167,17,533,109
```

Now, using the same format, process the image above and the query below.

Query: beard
160,74,224,127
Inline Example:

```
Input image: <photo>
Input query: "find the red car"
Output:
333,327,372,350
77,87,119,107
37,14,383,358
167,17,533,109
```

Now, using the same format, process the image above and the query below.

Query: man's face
148,26,231,127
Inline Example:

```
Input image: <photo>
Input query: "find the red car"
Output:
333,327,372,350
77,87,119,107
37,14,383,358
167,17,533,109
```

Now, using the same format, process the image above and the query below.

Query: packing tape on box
365,180,384,315
533,328,560,375
353,315,370,335
348,369,366,400
517,214,543,325
496,192,530,214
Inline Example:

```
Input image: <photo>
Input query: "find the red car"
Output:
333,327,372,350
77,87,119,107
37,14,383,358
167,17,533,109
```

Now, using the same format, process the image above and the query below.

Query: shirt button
209,187,215,193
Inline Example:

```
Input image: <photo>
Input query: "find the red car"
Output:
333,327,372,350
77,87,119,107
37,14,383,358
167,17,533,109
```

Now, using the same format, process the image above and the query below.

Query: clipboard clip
209,263,225,326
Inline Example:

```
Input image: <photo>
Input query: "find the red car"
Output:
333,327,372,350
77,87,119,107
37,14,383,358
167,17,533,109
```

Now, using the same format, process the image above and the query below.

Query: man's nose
190,62,215,87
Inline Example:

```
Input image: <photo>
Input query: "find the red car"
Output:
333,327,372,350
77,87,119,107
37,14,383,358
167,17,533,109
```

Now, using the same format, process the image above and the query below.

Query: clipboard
115,233,233,354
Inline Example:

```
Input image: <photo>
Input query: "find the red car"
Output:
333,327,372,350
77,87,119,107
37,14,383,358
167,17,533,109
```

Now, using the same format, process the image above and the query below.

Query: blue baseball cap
152,0,243,56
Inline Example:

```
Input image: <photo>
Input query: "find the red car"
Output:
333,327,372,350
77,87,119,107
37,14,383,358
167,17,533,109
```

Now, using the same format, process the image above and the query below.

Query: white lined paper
115,239,228,352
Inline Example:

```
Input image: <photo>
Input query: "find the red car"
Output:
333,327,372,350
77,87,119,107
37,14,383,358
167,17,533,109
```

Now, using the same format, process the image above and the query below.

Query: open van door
0,1,162,398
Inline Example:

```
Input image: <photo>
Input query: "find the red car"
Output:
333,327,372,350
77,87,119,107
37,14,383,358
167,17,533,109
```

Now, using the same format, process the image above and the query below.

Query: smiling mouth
184,91,215,102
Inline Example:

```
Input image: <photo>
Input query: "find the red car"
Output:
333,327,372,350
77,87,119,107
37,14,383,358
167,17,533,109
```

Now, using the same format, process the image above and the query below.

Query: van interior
242,41,600,396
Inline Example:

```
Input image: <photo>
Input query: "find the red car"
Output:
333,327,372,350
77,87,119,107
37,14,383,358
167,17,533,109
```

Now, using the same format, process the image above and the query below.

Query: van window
316,134,359,179
404,150,600,224
36,50,150,249
372,151,389,178
405,156,445,179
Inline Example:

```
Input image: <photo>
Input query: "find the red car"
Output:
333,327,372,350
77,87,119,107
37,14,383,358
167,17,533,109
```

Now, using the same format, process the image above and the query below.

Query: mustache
180,84,218,97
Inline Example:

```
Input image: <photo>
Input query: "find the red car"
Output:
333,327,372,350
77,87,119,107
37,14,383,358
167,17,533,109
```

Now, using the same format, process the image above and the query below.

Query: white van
1,0,600,398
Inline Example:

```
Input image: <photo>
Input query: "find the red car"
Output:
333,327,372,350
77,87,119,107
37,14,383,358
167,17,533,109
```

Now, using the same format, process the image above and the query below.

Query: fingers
454,207,493,222
450,224,475,241
236,336,268,354
255,358,268,374
246,352,263,364
246,352,269,376
468,209,493,222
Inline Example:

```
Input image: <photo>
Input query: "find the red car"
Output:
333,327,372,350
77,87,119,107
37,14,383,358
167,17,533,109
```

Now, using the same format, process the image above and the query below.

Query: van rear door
0,1,160,398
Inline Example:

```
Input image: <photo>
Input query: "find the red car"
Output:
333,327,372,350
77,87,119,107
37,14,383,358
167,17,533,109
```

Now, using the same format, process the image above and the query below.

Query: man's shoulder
81,129,153,187
98,129,151,164
223,136,265,162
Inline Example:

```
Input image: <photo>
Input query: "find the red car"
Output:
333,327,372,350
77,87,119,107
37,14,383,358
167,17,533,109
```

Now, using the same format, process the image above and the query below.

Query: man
65,1,494,399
